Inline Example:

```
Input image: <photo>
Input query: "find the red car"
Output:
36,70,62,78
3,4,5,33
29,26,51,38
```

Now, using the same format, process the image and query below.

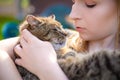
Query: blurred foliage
22,0,29,8
0,16,20,40
0,0,29,39
0,0,14,5
0,0,29,8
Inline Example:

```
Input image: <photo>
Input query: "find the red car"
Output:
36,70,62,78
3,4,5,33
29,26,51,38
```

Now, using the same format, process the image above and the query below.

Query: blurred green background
0,0,29,39
0,16,19,39
0,0,73,40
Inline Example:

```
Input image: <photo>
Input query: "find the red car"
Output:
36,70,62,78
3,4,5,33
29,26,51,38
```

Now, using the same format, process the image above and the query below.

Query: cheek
81,17,118,41
86,1,117,32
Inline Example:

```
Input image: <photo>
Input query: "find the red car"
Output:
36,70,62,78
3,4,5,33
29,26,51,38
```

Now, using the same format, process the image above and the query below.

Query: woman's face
69,0,118,41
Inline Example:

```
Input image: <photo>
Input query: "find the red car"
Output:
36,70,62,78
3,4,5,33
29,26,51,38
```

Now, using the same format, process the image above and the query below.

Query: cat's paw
57,52,77,69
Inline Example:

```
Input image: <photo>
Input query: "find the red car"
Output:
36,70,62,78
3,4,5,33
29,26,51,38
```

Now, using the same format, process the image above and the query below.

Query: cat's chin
52,42,66,50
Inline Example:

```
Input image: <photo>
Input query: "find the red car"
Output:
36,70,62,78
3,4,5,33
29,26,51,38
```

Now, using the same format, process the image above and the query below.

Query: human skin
0,50,22,80
69,0,118,51
0,37,19,59
14,0,119,79
14,29,68,80
0,0,119,80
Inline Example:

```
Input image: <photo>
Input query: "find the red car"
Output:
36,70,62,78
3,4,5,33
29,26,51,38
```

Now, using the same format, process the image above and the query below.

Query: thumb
15,59,23,66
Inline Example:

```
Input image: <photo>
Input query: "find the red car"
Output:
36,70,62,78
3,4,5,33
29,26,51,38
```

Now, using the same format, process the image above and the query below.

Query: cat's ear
49,14,56,20
26,15,39,26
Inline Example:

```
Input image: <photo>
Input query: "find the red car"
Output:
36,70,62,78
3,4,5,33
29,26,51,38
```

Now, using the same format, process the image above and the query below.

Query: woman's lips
76,26,86,32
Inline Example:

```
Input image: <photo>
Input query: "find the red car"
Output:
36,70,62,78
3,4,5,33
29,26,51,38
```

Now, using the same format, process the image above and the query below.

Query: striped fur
17,15,120,80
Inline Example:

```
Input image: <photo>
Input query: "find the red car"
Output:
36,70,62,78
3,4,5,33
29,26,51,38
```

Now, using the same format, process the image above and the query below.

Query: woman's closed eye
52,28,57,31
85,3,96,8
85,0,97,8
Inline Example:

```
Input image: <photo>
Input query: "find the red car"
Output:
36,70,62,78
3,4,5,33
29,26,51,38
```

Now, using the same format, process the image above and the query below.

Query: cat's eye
53,28,57,31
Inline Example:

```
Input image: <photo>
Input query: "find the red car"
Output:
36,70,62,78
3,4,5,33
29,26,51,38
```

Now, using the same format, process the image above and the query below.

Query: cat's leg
0,50,22,80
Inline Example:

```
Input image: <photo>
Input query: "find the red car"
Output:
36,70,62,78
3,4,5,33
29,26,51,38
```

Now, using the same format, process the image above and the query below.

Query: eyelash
72,0,96,8
85,3,96,8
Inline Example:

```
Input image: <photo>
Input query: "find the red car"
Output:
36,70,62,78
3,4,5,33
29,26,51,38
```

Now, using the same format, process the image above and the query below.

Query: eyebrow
94,0,99,1
88,0,100,2
85,0,100,2
72,0,100,2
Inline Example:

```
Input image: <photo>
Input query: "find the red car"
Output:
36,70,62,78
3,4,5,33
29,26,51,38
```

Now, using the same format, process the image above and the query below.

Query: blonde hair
74,0,120,52
115,0,120,49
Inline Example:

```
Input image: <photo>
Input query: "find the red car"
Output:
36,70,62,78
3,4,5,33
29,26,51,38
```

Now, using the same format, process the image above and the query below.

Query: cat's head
19,15,67,50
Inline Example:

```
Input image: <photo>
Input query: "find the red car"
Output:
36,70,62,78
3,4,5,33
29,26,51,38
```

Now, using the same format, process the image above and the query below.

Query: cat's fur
17,15,74,80
59,50,120,80
17,15,120,80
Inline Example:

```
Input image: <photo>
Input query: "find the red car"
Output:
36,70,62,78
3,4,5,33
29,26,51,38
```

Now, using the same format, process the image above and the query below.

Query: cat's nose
64,32,67,36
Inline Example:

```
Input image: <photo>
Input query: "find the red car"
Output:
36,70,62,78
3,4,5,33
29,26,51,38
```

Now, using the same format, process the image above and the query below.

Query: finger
22,29,39,43
14,44,23,57
15,58,23,66
20,36,27,48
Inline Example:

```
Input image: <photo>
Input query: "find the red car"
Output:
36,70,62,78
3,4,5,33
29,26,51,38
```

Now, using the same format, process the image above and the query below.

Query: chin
80,35,97,41
79,36,89,41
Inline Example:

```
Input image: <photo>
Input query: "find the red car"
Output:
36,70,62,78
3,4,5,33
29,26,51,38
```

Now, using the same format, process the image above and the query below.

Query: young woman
0,0,120,80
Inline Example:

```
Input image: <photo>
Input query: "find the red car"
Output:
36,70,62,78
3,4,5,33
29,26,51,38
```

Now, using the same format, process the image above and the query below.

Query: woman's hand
14,29,58,79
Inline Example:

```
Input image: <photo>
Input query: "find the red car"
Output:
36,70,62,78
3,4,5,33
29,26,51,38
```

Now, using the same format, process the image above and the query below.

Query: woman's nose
69,5,82,21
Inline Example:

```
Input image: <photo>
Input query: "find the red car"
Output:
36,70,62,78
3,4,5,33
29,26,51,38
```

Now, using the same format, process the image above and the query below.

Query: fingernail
22,29,27,33
23,29,27,32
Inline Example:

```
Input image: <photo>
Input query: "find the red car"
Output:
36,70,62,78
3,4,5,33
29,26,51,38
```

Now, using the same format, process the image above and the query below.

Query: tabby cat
17,15,120,80
59,50,120,80
17,14,75,80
